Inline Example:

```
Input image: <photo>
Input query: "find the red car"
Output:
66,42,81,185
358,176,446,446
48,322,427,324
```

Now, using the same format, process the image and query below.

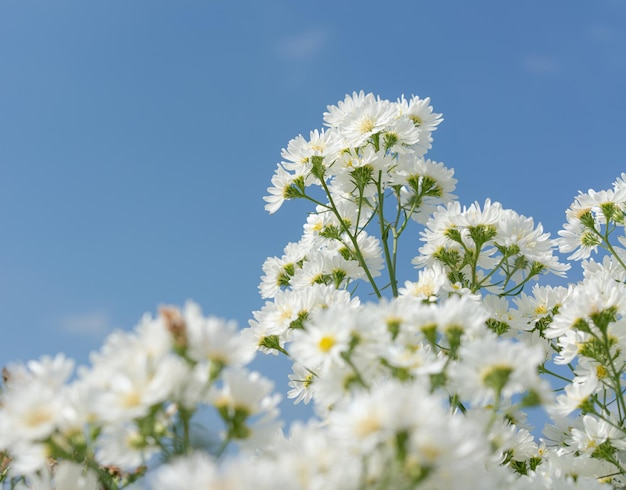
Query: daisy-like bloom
395,94,443,151
310,360,375,413
526,450,615,489
381,114,421,152
613,172,626,192
280,128,342,173
557,219,602,260
297,229,383,287
328,379,493,490
547,377,599,419
510,284,571,359
323,90,377,129
557,182,626,261
554,328,589,365
570,414,626,455
582,255,626,284
257,420,362,490
300,199,370,249
171,361,211,409
182,301,255,368
0,354,74,456
264,163,308,215
350,300,413,352
474,412,538,464
247,284,358,355
289,306,353,372
289,250,362,290
392,155,458,224
576,185,626,225
338,231,384,278
434,294,490,344
287,362,315,405
496,209,570,278
330,146,395,199
450,334,545,406
76,311,187,426
209,367,282,450
259,241,309,299
89,350,188,424
512,284,570,328
151,451,219,490
413,200,500,274
482,294,515,335
454,198,503,228
398,263,450,302
249,290,301,343
338,96,398,148
545,275,626,339
381,339,446,379
327,378,437,450
287,251,331,290
95,423,160,471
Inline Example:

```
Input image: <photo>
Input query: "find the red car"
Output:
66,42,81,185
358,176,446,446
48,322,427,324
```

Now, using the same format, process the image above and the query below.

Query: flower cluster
0,303,279,489
2,92,626,489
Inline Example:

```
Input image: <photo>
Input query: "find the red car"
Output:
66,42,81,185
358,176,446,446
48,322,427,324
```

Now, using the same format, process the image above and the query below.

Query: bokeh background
1,0,625,424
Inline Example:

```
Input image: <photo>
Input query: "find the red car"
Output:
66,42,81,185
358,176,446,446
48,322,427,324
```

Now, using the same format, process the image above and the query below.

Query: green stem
538,365,573,384
318,177,383,298
376,173,398,297
588,223,626,271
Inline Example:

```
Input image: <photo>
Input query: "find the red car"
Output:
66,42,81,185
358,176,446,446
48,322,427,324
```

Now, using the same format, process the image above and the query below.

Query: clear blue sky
1,0,625,422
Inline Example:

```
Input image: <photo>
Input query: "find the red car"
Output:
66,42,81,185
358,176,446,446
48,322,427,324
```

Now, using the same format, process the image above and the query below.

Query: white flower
434,294,490,342
571,414,626,455
450,334,545,405
323,90,377,129
496,209,570,277
400,263,453,302
548,378,599,419
151,451,219,490
290,306,353,372
546,276,626,339
209,368,282,449
96,423,159,470
259,241,309,299
395,94,443,151
0,355,73,449
280,128,342,172
287,362,315,405
392,155,457,224
89,351,187,424
557,219,600,260
183,301,255,367
339,97,398,147
554,328,589,364
263,163,299,214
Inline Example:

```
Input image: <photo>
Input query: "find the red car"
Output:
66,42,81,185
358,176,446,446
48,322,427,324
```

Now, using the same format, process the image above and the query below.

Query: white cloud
586,24,616,42
58,311,116,337
275,27,329,61
522,54,559,74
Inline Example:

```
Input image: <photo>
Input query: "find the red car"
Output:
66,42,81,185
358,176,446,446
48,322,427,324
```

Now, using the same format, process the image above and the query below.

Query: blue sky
1,0,626,422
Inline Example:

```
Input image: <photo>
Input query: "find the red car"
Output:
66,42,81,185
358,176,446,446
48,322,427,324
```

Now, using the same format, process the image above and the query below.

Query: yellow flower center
360,119,375,133
25,408,54,428
410,115,423,127
123,391,142,408
318,335,336,352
